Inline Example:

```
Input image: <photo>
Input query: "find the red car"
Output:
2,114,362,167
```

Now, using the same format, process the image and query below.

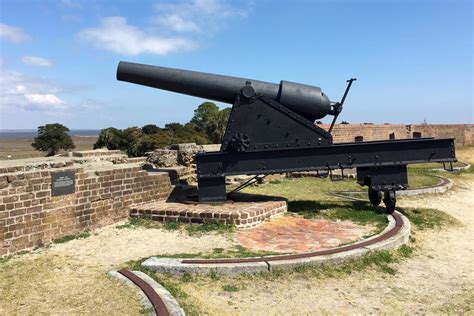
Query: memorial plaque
51,171,75,196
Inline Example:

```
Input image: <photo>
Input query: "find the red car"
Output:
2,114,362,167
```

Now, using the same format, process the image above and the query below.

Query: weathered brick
3,195,19,203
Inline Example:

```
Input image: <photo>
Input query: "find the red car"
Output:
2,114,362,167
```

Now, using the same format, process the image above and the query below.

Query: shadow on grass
288,199,383,214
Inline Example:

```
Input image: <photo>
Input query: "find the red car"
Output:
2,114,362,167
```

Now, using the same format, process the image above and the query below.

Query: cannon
117,61,456,213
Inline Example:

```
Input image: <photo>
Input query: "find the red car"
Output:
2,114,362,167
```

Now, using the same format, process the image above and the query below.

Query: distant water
0,129,100,139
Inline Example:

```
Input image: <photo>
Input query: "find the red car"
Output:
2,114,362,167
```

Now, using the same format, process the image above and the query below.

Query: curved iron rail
117,269,170,316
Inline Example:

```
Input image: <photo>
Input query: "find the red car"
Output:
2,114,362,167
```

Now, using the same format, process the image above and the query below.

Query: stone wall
319,124,473,146
1,158,171,256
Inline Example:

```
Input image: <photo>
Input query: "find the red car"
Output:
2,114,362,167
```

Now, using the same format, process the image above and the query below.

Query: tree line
31,102,230,157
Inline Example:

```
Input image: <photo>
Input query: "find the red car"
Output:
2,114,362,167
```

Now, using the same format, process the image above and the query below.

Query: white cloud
21,56,53,67
24,94,64,106
153,0,248,33
77,1,250,56
0,23,32,43
77,16,197,55
154,14,200,32
0,69,65,112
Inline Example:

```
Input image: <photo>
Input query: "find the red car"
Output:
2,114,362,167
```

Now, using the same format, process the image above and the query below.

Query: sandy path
0,225,234,315
180,174,474,314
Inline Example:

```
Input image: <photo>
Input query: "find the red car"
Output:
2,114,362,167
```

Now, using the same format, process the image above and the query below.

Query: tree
135,132,172,156
94,127,123,150
31,123,75,156
121,127,143,157
208,107,231,143
164,122,209,145
190,102,219,133
142,124,161,135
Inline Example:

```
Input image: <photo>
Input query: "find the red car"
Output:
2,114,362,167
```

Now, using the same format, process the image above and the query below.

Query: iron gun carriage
117,61,456,213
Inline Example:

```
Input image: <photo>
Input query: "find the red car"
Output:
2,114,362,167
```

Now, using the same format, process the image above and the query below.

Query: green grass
52,231,91,244
164,221,181,230
408,171,441,188
116,217,160,229
408,161,474,182
289,200,388,232
185,221,235,236
116,217,236,236
222,284,240,292
0,255,13,264
398,207,461,230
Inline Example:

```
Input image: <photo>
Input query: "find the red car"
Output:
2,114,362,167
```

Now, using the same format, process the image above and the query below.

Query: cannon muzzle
117,61,332,121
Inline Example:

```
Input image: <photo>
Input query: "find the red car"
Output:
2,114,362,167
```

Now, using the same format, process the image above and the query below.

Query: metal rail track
118,269,170,316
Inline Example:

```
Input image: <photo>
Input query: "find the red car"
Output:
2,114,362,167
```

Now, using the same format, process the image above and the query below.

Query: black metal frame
196,84,456,213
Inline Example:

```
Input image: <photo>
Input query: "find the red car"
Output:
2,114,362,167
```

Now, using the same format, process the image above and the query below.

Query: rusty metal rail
117,269,170,316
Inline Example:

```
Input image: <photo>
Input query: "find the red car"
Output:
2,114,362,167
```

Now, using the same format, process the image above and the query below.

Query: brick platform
236,215,373,253
129,194,287,229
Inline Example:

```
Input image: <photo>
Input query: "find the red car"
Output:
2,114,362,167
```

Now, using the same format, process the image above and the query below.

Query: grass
52,231,91,244
222,284,240,292
185,221,235,236
399,207,461,230
0,250,31,264
289,200,388,232
116,217,236,236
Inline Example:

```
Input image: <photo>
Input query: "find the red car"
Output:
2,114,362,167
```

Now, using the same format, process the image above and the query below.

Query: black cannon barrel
117,61,332,121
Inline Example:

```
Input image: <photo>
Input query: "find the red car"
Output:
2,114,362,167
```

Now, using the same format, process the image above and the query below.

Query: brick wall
1,164,171,256
319,124,474,146
410,124,473,146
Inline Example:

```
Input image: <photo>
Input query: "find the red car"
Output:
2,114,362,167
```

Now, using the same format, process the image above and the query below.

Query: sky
0,0,472,130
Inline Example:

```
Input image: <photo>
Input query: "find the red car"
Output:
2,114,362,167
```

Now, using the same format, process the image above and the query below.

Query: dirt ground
1,147,473,315
0,227,234,315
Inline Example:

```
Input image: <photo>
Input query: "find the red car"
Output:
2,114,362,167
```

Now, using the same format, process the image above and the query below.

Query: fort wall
321,124,473,146
0,154,171,256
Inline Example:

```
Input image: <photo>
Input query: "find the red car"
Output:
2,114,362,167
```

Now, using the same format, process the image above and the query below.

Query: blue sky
0,0,472,129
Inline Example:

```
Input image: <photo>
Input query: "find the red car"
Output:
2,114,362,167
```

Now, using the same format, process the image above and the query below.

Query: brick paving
236,215,374,253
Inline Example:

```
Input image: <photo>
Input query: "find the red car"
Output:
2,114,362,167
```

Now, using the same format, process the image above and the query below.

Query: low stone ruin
144,143,220,184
